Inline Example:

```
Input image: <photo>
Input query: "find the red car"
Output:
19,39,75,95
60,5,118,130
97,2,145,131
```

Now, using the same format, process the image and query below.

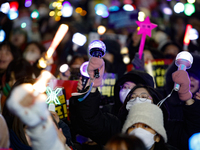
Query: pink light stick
136,17,157,59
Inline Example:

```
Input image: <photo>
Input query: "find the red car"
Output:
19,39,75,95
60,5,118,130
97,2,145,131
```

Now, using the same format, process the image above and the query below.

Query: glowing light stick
89,40,106,78
33,70,52,96
136,16,157,59
46,24,69,59
38,24,68,68
59,64,69,77
183,24,192,51
46,87,62,112
174,51,193,91
79,61,90,92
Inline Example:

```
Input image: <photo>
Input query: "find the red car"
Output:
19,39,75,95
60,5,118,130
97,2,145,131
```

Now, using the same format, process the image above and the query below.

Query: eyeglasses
130,93,152,102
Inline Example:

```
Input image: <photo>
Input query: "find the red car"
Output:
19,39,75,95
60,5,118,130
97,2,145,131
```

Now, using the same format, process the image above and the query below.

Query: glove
87,57,105,87
132,53,145,71
7,84,49,127
172,70,192,101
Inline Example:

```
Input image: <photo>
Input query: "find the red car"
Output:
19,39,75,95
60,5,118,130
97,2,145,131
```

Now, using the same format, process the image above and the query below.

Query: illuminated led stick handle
183,24,192,51
174,51,193,91
79,61,90,92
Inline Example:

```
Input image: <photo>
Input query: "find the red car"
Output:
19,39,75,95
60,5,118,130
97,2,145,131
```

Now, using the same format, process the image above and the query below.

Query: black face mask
164,54,176,59
69,68,81,80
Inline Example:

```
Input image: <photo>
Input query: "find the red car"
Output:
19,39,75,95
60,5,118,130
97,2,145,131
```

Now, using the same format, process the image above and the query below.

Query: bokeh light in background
21,22,26,28
174,2,184,13
80,10,87,16
8,10,18,20
189,28,199,40
31,9,39,19
75,7,82,13
120,47,129,54
97,25,106,35
49,11,55,16
9,1,18,11
123,0,133,4
188,0,196,3
123,4,134,11
60,64,69,73
189,133,200,150
7,1,19,20
108,6,119,12
163,7,172,15
95,3,109,18
184,3,195,16
72,33,87,46
138,11,145,21
25,0,32,7
61,1,73,17
123,55,130,64
0,2,10,14
0,29,6,42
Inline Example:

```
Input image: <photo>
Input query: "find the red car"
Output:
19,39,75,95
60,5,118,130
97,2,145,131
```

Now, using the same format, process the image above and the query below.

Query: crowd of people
1,0,200,150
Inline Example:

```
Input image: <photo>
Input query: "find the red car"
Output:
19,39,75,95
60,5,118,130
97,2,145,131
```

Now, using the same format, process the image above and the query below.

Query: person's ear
154,134,160,142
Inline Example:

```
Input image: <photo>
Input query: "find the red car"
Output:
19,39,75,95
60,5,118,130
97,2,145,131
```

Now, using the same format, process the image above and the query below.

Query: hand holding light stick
79,61,90,92
136,16,157,59
174,51,193,91
183,24,192,51
38,24,69,68
33,70,52,95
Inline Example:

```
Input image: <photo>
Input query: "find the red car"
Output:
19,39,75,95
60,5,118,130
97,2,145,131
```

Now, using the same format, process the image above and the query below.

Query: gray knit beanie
122,103,167,142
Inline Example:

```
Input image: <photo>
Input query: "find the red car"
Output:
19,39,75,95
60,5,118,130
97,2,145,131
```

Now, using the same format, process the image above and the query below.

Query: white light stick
38,24,69,68
33,70,52,96
46,24,69,59
174,51,193,91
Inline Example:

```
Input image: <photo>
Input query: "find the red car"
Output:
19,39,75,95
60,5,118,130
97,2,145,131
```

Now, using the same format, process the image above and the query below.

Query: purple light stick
79,61,90,92
136,16,157,59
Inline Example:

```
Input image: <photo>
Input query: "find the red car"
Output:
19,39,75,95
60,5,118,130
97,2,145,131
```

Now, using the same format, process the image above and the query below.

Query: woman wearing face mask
113,70,154,115
118,85,169,126
70,57,200,150
23,42,46,77
122,103,177,150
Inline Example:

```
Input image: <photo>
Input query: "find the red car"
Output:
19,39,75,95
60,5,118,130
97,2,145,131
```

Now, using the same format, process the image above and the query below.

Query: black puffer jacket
69,89,122,146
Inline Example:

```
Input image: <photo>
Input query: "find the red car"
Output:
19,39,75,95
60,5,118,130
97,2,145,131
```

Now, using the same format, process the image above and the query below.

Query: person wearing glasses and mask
118,85,169,126
113,70,154,115
70,56,200,150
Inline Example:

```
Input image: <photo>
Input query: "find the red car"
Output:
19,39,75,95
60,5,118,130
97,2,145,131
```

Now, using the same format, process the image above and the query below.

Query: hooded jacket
165,53,200,120
113,70,154,115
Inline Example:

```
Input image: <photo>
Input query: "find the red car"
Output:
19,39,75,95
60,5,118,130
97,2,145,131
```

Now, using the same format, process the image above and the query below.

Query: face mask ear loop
157,88,174,107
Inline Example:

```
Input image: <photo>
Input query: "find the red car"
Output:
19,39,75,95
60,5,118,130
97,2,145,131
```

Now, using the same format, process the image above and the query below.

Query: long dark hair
2,77,36,146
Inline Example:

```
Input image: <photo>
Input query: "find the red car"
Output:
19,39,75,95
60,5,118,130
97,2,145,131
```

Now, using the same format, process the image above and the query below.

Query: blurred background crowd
1,0,200,150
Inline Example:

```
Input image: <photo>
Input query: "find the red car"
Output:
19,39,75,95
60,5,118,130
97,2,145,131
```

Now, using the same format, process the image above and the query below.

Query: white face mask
24,51,40,64
119,89,131,103
126,97,152,110
129,128,156,149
